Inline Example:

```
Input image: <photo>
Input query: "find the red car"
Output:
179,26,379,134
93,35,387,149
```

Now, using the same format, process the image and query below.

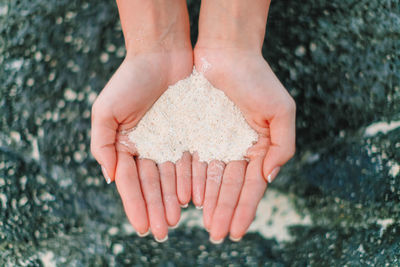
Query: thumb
263,146,293,183
90,103,118,184
262,103,296,183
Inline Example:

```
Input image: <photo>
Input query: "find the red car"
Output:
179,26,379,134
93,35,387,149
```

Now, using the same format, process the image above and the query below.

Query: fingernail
180,203,189,208
169,219,180,229
155,235,168,243
195,205,203,210
101,165,111,184
137,229,150,237
209,236,224,245
229,235,242,242
267,167,281,183
169,224,178,230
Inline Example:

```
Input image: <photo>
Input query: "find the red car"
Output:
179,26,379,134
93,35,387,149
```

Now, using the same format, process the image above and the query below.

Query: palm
95,52,191,132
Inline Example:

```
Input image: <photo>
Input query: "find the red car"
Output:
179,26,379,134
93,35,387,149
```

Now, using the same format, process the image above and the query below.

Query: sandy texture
127,69,258,164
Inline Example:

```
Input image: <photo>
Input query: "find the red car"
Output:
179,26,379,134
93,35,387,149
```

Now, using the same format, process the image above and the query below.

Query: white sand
179,188,312,242
127,69,258,164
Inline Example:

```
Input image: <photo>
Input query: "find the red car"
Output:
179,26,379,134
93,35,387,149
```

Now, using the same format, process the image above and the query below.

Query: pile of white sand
126,69,258,164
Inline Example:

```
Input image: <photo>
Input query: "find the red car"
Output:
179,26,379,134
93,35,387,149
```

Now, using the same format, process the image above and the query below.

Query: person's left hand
193,47,296,242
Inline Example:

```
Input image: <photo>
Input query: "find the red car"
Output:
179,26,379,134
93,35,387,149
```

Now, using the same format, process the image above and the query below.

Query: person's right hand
91,0,193,242
91,49,193,241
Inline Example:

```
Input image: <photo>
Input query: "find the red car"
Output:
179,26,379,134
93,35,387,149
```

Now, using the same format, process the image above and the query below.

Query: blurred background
0,0,399,265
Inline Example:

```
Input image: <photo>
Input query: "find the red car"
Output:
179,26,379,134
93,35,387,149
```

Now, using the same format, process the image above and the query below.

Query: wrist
125,33,192,58
117,0,191,56
196,0,270,52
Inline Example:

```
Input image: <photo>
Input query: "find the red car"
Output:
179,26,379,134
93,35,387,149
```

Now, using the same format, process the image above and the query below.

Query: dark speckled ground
1,0,399,266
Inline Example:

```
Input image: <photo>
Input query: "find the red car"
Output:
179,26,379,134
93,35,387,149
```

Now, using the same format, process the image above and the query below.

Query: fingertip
101,165,112,184
209,236,224,245
266,166,280,183
169,217,181,229
155,235,169,243
229,235,242,242
126,205,150,236
137,229,150,237
229,213,251,239
209,225,228,243
262,146,291,182
166,203,181,227
152,225,169,242
263,157,283,183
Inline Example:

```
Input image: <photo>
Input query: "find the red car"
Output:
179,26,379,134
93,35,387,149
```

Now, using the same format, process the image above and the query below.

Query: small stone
112,244,124,255
26,78,34,86
100,53,109,63
108,227,119,236
64,88,77,101
34,51,43,61
295,45,306,56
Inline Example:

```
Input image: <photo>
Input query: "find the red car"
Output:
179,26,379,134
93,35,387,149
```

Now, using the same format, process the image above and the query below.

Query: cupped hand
91,50,193,241
193,47,296,242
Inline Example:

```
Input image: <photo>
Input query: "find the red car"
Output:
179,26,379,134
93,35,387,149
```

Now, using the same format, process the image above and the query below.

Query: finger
192,152,207,208
114,151,149,236
136,159,169,242
176,152,192,207
158,161,181,227
116,131,139,156
263,100,296,183
230,157,267,240
203,160,225,231
209,161,246,243
91,102,118,183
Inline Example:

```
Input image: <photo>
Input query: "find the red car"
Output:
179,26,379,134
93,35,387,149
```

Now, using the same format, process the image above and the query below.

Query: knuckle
145,197,163,208
160,168,175,179
222,175,243,186
283,97,296,115
245,174,264,184
163,193,177,203
203,195,218,205
147,179,161,190
217,201,235,212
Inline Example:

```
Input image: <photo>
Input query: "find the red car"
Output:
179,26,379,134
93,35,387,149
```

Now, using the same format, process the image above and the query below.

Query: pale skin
193,0,296,242
91,0,193,241
90,0,296,243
